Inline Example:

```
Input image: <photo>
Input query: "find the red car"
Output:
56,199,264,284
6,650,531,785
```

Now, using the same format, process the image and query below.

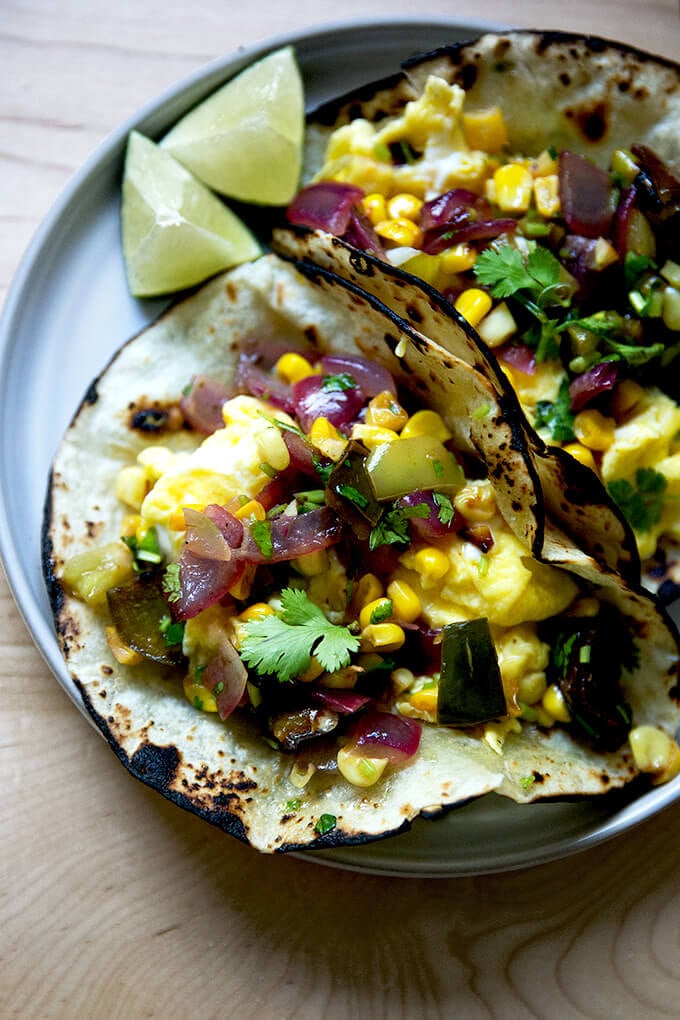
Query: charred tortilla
44,253,680,852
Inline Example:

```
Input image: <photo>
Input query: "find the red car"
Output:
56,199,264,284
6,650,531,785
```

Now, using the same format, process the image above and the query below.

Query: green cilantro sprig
533,380,576,443
369,502,429,550
238,588,360,682
607,467,667,533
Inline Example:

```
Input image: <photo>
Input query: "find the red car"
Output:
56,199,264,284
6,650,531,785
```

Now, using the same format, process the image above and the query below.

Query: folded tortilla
44,253,680,852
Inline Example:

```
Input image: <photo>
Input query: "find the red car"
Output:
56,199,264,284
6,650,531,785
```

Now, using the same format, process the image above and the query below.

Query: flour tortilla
44,254,680,852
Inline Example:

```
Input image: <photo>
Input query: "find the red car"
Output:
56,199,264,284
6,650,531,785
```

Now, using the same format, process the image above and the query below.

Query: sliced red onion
497,342,536,376
180,376,231,434
631,144,680,224
282,429,319,476
320,353,397,397
286,182,365,235
344,206,386,255
310,688,372,715
204,504,245,548
176,550,245,620
422,218,518,255
243,506,343,563
292,373,366,433
183,508,231,562
203,639,248,720
612,186,638,255
558,151,613,239
568,361,619,413
419,188,481,231
352,708,421,762
255,466,304,512
235,356,295,414
396,490,464,540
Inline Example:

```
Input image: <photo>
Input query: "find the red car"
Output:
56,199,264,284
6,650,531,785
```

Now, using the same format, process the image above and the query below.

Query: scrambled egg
138,395,291,532
318,76,488,198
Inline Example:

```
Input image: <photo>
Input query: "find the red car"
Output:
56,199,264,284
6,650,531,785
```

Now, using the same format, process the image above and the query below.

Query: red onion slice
183,508,231,562
569,361,619,413
352,708,422,762
203,639,248,720
396,490,464,540
310,689,372,715
320,353,397,397
286,182,365,234
419,188,481,231
422,218,518,255
292,373,365,433
176,551,245,621
180,376,231,434
497,342,537,376
558,151,613,239
235,357,295,414
242,506,343,563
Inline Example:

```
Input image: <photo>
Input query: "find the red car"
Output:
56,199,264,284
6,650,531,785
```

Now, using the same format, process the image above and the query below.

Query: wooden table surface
2,2,680,1017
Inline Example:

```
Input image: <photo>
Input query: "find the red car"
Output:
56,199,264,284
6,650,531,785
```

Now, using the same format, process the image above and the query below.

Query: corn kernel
352,573,383,611
351,423,400,448
401,251,441,286
386,192,423,221
663,287,680,331
294,549,329,578
517,671,547,706
386,579,421,623
319,666,359,690
234,499,266,522
229,562,256,601
454,288,493,328
453,482,496,522
337,745,388,787
289,761,316,789
629,726,680,784
611,148,640,185
408,686,438,713
309,417,347,461
256,427,290,472
239,602,275,623
400,409,452,442
365,391,409,431
183,674,218,712
137,445,175,482
62,542,134,606
439,242,477,274
411,546,450,584
120,513,142,538
563,442,597,471
360,622,406,652
542,684,571,723
392,667,415,695
493,163,533,213
532,175,561,218
610,379,645,421
114,465,149,511
359,597,394,630
573,409,616,451
299,656,325,683
462,106,508,152
362,192,387,225
105,626,144,666
592,238,619,271
530,149,559,177
275,352,319,385
375,217,423,247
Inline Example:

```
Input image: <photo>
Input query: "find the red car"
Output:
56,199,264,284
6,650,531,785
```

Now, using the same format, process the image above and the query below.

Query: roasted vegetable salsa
60,342,680,789
287,75,680,570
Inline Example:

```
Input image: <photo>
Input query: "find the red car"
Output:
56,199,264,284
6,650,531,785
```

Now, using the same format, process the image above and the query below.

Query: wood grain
2,2,680,1017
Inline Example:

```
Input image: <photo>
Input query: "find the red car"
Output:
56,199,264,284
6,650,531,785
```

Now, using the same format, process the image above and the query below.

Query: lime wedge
161,46,304,205
121,131,261,297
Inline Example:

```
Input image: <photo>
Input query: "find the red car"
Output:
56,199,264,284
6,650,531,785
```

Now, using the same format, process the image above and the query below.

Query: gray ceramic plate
2,17,679,877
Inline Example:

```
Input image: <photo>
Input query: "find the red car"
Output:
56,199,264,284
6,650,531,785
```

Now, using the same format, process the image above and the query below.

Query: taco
43,251,680,852
281,30,680,588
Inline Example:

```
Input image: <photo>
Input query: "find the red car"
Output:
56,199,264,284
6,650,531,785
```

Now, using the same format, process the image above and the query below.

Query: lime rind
121,131,261,298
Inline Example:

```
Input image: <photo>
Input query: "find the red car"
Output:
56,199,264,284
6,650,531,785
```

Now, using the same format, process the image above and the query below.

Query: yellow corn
309,416,347,460
530,149,559,177
360,622,406,652
408,686,438,713
239,602,275,623
274,352,319,385
411,546,450,584
462,106,508,152
365,391,409,431
454,482,496,522
517,671,547,706
386,579,421,623
573,409,616,451
336,745,388,787
351,423,400,448
137,445,175,482
401,251,441,286
592,238,619,271
120,513,142,538
532,175,561,218
610,379,645,422
319,666,359,690
114,465,149,511
374,217,423,247
299,656,325,682
234,499,266,522
386,192,423,221
563,442,597,471
392,667,415,695
229,562,256,601
105,626,144,666
256,427,290,472
352,573,383,610
439,242,477,275
454,288,493,328
294,549,329,577
183,674,218,712
542,684,571,724
629,726,680,784
493,163,533,213
362,192,388,225
359,597,394,630
400,408,452,442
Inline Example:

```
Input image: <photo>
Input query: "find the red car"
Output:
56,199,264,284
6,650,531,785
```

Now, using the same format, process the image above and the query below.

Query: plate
2,16,679,878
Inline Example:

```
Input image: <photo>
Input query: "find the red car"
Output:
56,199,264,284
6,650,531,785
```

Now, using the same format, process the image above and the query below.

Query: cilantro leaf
322,373,356,392
315,813,337,835
607,468,667,533
474,246,536,297
251,520,273,558
533,380,576,443
162,562,182,603
369,502,429,550
433,491,456,525
238,588,360,682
